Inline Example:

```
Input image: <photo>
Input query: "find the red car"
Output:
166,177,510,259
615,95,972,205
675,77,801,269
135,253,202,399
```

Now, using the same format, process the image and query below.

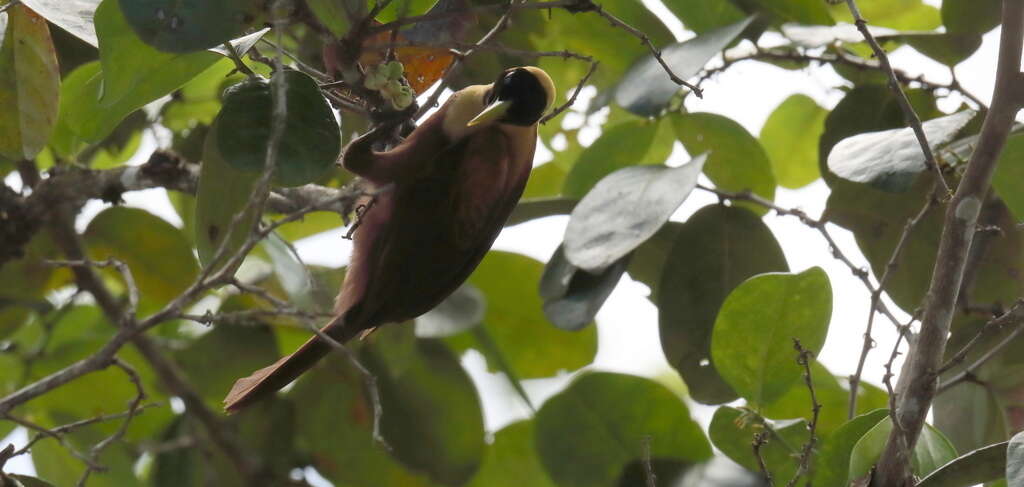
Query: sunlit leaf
465,421,557,487
815,409,890,487
535,372,711,487
827,0,940,30
759,94,827,188
663,0,745,34
659,204,788,405
0,4,60,160
711,268,832,406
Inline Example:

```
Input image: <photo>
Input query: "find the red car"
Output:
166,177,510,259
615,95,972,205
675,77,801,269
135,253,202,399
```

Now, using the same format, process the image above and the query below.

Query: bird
223,66,555,412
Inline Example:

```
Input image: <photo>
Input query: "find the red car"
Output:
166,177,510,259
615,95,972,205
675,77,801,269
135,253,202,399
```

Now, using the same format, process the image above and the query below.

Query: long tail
223,314,362,413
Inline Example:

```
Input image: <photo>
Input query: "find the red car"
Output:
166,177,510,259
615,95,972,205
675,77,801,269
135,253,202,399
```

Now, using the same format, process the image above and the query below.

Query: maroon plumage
224,67,555,412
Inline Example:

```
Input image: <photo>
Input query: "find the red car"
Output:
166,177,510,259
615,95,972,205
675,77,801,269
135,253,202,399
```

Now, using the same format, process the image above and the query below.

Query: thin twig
842,0,951,195
641,435,656,487
541,60,599,124
787,339,821,487
752,432,775,486
937,300,1024,393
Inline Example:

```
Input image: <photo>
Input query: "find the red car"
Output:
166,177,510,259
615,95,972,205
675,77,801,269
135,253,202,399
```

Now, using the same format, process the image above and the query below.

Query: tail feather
223,314,359,413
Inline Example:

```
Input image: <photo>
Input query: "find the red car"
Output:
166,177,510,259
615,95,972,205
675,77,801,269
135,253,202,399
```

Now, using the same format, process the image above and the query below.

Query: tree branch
872,1,1024,484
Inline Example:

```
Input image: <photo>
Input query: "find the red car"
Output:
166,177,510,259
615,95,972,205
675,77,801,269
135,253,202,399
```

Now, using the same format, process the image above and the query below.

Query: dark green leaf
465,420,557,487
935,380,1008,455
0,233,59,338
759,94,827,189
361,326,485,486
507,197,578,226
708,406,807,482
942,0,1001,35
539,245,627,331
216,70,341,186
671,112,776,214
814,409,889,487
710,268,832,406
535,372,711,487
0,4,60,160
916,442,1007,487
658,205,788,405
194,119,262,270
828,110,976,191
84,207,200,305
96,0,220,109
564,154,705,272
119,0,261,53
174,321,279,404
614,16,753,116
903,33,984,67
625,221,682,300
743,0,834,25
993,134,1024,221
7,475,57,487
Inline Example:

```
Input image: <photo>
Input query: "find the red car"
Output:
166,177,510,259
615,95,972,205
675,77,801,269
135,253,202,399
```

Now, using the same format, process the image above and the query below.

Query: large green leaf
0,4,60,160
465,420,557,487
658,204,788,405
0,233,59,338
290,350,437,487
759,94,827,189
828,110,976,191
84,207,200,305
452,251,596,378
563,154,706,272
613,17,753,117
361,326,485,486
762,360,887,436
917,442,1007,487
216,70,341,186
174,320,279,405
625,221,682,301
671,112,776,214
993,134,1024,221
827,0,940,30
814,409,890,487
710,268,832,406
119,0,261,53
708,406,809,482
942,0,1001,35
562,119,660,198
848,417,958,482
194,119,263,270
96,0,220,108
735,0,834,25
535,372,711,487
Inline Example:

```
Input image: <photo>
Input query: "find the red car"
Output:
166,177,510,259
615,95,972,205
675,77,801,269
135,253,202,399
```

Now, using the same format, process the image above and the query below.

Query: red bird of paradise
224,66,556,412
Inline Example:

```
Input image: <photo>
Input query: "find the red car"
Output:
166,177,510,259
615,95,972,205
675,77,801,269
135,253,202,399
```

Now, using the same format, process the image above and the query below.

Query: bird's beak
467,99,511,127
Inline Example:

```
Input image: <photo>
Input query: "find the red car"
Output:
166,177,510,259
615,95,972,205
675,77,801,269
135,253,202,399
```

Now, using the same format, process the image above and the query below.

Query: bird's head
467,66,555,127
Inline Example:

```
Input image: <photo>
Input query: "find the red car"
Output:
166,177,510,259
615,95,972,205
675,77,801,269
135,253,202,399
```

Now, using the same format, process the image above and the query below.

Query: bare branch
787,339,821,487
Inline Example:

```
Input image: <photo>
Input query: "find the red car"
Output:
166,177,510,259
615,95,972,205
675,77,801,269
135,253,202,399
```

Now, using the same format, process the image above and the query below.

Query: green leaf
759,94,827,189
740,0,834,25
522,162,569,199
32,434,143,487
216,70,342,186
671,112,776,214
663,0,746,34
539,245,627,331
562,119,659,198
613,16,754,116
828,110,976,191
993,134,1024,221
535,372,711,487
290,350,437,487
507,197,578,226
0,233,59,338
96,0,220,109
827,0,940,30
308,0,361,37
942,0,1001,35
711,268,832,406
903,32,984,67
814,409,890,487
0,4,60,160
361,326,485,486
849,417,958,482
262,232,316,309
916,442,1006,487
375,0,436,24
563,154,706,272
763,361,884,437
194,119,262,270
658,204,788,405
934,380,1008,455
174,322,279,405
708,406,808,482
625,221,682,301
466,420,557,487
457,251,596,378
7,475,57,487
84,207,200,305
119,0,261,53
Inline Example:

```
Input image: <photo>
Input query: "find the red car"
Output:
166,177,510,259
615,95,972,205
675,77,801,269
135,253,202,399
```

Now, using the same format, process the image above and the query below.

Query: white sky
3,0,1005,480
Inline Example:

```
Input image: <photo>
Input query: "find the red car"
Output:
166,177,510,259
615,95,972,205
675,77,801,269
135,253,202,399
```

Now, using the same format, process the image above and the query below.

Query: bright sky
3,0,1004,481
